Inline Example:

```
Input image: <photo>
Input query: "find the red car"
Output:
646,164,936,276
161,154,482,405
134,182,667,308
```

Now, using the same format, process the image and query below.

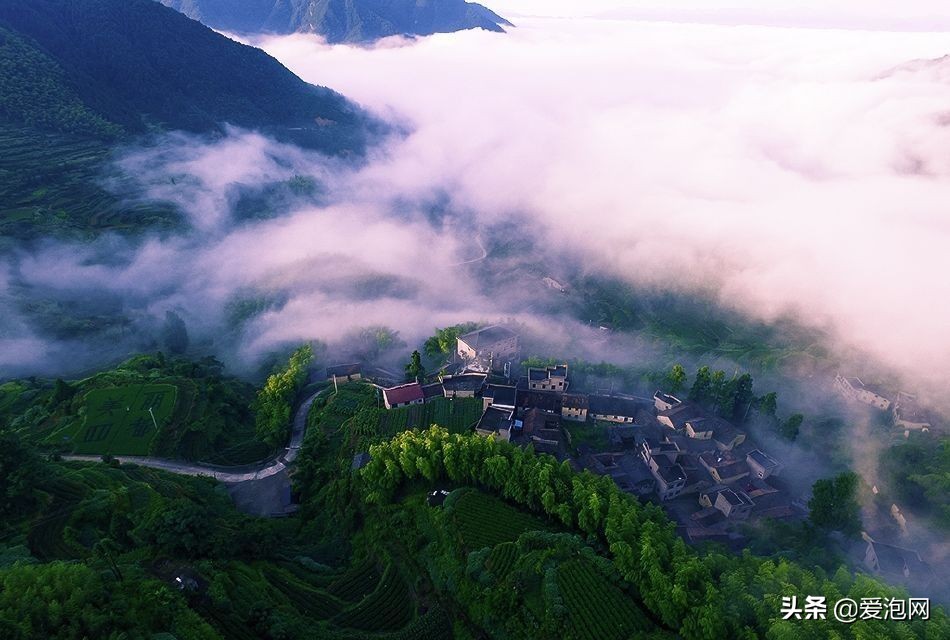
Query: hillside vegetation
357,427,949,639
0,27,120,138
0,0,373,151
1,354,268,464
0,124,183,243
0,430,454,639
0,0,380,242
1,360,947,638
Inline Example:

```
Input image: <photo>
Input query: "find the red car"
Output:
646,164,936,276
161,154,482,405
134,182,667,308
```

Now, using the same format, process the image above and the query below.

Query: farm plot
332,563,414,632
257,563,344,620
67,384,177,455
556,559,654,640
451,489,549,550
566,422,611,453
486,541,518,578
328,557,381,602
380,397,482,436
26,475,88,561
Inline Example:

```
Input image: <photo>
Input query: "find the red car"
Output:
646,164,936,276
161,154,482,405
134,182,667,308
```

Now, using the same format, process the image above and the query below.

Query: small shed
327,363,362,382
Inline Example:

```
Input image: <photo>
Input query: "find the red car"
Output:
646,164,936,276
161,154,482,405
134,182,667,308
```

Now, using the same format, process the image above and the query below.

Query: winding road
63,389,323,484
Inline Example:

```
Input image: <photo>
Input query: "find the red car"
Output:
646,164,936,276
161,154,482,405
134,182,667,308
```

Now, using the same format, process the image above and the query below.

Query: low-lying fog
2,0,949,408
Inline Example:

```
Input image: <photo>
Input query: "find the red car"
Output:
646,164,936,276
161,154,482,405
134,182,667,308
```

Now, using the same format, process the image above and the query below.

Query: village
326,324,938,590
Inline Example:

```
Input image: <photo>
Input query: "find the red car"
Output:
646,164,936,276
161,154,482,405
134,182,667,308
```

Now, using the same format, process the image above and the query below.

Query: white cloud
249,15,950,393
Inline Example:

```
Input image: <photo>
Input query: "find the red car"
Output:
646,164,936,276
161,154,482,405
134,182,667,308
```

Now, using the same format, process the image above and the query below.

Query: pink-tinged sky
496,0,950,30
248,10,950,396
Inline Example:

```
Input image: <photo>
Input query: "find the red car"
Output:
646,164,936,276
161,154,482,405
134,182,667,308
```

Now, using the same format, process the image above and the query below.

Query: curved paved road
63,389,323,483
449,234,487,266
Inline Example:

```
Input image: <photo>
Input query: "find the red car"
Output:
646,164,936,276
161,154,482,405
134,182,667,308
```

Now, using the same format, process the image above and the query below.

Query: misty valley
1,1,949,640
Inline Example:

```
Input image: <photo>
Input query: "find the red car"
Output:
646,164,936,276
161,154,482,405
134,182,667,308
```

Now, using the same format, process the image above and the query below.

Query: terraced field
328,557,382,602
451,489,550,550
0,124,181,241
486,541,518,577
331,563,414,632
556,559,654,640
258,563,345,619
26,475,88,561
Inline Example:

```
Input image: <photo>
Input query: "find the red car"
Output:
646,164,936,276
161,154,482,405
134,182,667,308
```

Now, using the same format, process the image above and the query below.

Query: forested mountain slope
0,0,373,151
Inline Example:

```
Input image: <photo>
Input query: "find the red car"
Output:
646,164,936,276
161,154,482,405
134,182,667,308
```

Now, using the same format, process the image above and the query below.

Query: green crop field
565,422,611,452
53,383,178,455
328,557,382,602
257,562,345,619
331,563,414,632
380,396,482,435
310,384,484,461
557,559,654,640
451,489,550,550
486,541,518,577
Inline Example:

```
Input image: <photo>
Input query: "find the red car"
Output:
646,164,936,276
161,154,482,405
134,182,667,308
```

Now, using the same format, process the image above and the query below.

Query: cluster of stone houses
339,342,937,588
373,336,799,542
380,372,488,410
471,362,649,456
380,356,799,543
832,374,934,433
578,390,803,544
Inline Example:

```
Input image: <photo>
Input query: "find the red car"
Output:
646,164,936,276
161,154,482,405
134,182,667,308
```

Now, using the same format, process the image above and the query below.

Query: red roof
384,383,424,405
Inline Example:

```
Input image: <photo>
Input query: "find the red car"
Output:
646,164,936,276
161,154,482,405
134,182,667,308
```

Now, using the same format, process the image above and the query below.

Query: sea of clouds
2,0,950,401
251,2,950,394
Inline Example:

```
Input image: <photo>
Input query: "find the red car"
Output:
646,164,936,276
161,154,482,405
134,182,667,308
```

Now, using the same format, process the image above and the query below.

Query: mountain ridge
160,0,512,43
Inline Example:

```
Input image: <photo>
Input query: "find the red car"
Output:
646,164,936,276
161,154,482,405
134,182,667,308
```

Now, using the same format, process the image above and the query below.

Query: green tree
423,323,478,358
47,378,75,409
778,413,803,441
136,497,217,558
728,373,755,421
666,364,687,395
709,370,728,413
808,472,862,536
0,562,217,640
254,344,313,446
0,429,41,517
757,392,778,419
405,350,425,382
688,366,712,402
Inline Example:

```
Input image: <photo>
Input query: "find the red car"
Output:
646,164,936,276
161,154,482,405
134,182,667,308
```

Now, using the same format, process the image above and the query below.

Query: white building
457,325,520,370
833,374,891,411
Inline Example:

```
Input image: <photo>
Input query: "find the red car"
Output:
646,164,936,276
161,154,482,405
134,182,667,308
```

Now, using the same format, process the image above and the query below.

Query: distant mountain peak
160,0,512,43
